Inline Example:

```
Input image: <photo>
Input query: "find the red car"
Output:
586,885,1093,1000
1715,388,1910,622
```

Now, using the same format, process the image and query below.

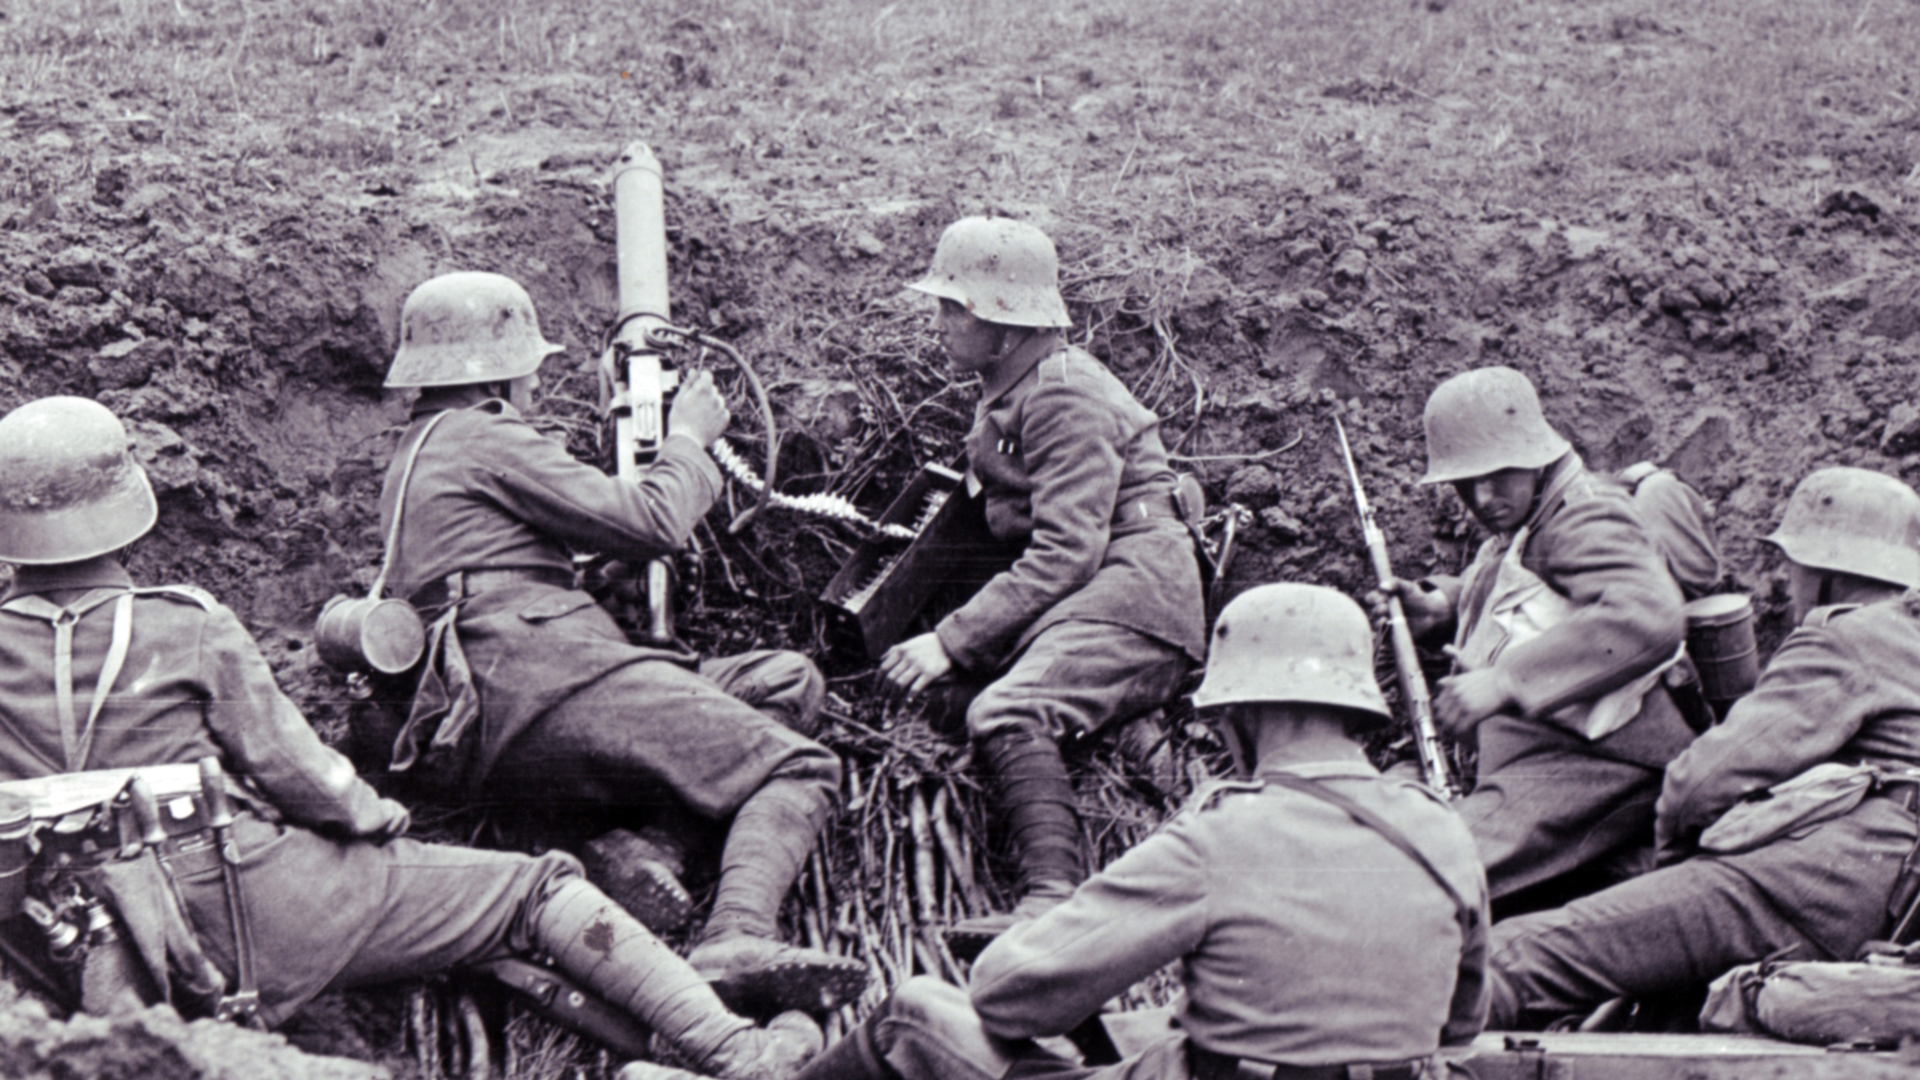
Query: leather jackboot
945,723,1086,961
582,827,696,934
790,1013,892,1080
687,780,870,1013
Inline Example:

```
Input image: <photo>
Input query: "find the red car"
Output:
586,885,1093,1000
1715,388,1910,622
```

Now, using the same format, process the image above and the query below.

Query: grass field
4,0,1920,1076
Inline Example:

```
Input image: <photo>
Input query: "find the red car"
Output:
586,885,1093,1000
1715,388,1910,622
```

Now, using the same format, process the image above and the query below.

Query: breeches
130,814,581,1026
1458,717,1664,907
489,650,840,821
1486,798,1917,1027
965,621,1190,741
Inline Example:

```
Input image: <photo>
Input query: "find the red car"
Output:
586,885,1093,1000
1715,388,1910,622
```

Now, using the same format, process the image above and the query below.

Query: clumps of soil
0,981,384,1080
3,0,1920,1072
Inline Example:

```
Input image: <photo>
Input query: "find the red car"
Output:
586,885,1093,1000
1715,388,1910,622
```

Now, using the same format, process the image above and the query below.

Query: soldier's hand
1433,663,1518,738
369,797,412,842
880,632,954,695
1369,576,1452,639
668,370,730,447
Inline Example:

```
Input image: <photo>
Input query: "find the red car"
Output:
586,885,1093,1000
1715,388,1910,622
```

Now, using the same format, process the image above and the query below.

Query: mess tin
316,595,426,675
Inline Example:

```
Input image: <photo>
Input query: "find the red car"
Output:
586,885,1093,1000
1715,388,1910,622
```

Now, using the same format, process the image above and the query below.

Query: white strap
2,588,137,771
369,409,455,601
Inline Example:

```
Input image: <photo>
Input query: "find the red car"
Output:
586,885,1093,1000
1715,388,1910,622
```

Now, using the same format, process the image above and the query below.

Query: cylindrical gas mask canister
0,791,33,919
1684,593,1760,712
315,595,427,675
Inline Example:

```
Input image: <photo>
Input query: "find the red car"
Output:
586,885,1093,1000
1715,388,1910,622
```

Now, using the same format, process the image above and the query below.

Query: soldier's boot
687,780,870,1013
582,827,696,935
789,1013,891,1080
532,876,820,1078
618,1011,823,1080
945,723,1086,961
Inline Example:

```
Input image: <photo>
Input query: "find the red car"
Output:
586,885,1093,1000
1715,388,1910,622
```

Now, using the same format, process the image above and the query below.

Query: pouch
1697,761,1875,855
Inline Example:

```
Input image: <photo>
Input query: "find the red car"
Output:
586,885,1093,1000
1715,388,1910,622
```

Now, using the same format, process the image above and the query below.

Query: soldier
1615,461,1724,601
877,218,1207,956
0,396,817,1079
739,584,1487,1080
373,272,864,1011
1386,366,1695,916
1486,467,1920,1027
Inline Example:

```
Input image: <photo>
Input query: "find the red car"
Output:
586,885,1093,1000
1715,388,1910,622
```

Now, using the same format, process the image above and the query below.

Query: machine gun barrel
606,142,678,645
1334,418,1461,800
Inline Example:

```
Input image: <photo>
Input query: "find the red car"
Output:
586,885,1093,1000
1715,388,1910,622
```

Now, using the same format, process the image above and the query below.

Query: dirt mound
0,982,384,1080
3,0,1920,1073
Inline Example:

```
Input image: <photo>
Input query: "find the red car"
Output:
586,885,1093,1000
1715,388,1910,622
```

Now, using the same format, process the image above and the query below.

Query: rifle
1333,417,1461,799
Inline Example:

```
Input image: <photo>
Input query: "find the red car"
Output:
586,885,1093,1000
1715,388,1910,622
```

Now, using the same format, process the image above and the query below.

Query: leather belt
1189,1046,1424,1080
38,793,224,865
409,566,576,609
1109,493,1187,540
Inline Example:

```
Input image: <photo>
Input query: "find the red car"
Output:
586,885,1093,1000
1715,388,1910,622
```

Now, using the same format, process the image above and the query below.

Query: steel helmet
0,397,157,564
1193,583,1390,719
1764,466,1920,588
1419,366,1572,485
908,217,1072,329
384,272,564,389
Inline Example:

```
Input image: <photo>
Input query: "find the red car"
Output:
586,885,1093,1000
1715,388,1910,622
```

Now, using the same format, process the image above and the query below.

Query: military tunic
853,757,1489,1079
0,561,578,1027
1429,453,1694,909
1487,597,1920,1027
377,399,836,816
934,332,1206,739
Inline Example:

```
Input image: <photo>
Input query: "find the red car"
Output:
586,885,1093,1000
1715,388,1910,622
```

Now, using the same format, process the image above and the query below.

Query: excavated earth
2,0,1919,1074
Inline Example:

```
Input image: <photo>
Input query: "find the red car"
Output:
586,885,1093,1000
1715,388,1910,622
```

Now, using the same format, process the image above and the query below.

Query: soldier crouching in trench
0,396,820,1079
877,217,1208,958
1381,366,1696,919
755,584,1487,1080
1486,467,1920,1028
370,272,865,1013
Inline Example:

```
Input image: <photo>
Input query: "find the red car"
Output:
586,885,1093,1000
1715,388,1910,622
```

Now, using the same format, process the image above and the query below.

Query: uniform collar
6,559,134,600
1253,754,1380,782
410,395,512,421
976,330,1067,411
1516,450,1584,537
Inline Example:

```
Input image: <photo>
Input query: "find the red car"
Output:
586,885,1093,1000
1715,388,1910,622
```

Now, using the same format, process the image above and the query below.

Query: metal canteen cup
316,595,426,675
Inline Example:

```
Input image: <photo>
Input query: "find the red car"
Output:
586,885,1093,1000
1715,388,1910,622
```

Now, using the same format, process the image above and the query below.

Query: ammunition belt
408,566,577,610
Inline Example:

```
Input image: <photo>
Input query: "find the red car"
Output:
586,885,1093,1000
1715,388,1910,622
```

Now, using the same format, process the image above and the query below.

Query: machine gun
1334,417,1461,799
596,143,778,644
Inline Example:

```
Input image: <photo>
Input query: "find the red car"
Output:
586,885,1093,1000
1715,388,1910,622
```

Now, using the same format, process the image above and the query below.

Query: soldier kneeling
0,397,816,1080
759,584,1488,1080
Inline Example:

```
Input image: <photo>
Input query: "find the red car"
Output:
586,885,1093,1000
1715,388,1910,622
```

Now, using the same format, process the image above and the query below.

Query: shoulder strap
1263,772,1479,934
369,409,455,601
134,584,218,611
0,588,136,772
